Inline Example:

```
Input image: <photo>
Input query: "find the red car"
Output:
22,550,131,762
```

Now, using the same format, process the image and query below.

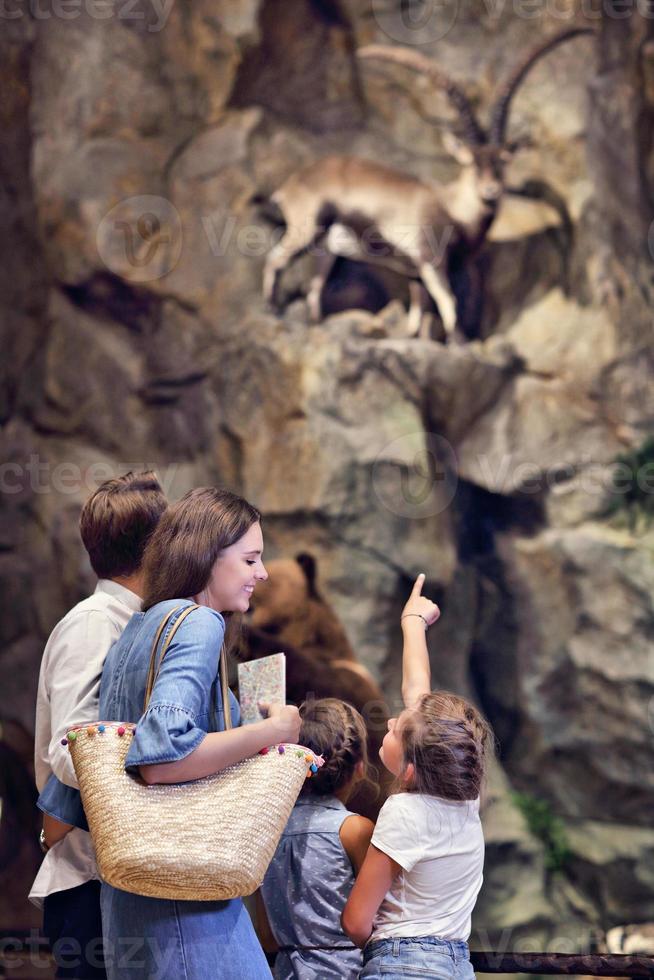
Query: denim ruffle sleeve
124,703,208,770
37,773,89,831
122,605,227,771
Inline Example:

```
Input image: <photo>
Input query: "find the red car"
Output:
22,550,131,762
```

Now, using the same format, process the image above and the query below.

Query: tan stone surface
1,0,653,939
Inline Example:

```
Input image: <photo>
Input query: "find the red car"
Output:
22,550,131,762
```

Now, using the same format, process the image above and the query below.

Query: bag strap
143,604,198,712
219,641,232,731
143,604,233,731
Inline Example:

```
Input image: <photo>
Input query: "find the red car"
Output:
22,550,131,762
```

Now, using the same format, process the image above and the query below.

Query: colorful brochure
237,653,286,725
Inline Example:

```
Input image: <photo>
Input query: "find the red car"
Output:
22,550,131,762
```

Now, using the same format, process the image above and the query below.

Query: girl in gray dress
258,699,375,979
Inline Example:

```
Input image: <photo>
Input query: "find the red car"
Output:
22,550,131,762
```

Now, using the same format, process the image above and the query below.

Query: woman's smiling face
197,522,268,614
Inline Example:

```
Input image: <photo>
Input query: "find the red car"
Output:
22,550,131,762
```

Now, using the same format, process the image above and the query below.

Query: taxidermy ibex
262,27,594,342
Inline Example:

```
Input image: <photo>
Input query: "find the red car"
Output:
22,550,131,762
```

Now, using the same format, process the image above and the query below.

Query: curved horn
489,27,596,146
358,44,486,146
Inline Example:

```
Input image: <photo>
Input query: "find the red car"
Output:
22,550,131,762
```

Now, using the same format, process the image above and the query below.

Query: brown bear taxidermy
238,553,391,818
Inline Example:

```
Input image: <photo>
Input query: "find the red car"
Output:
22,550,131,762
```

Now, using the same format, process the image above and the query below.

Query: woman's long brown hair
141,487,261,652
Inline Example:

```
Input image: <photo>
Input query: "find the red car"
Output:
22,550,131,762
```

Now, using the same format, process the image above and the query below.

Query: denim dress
97,599,272,980
261,796,362,979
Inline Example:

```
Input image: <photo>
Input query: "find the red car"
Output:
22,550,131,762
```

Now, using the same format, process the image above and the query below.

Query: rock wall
1,0,652,944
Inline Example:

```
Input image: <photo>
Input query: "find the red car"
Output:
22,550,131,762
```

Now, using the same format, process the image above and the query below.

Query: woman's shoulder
145,600,225,635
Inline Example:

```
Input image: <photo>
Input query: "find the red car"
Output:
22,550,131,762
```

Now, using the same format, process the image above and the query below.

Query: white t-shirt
29,579,140,907
370,792,484,943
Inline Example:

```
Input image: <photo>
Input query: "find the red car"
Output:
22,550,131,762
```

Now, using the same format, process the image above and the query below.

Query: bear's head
250,556,312,633
242,552,391,818
249,552,355,665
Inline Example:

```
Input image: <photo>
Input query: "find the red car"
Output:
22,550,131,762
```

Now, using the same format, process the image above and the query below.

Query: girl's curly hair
298,698,373,799
400,691,493,800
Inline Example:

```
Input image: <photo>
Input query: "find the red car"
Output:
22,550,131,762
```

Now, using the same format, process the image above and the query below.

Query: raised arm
400,573,440,710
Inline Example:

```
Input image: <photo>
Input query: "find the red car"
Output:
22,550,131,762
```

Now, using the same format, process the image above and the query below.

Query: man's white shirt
30,579,140,906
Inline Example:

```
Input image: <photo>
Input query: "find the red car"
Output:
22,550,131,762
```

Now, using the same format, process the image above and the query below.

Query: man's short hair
79,471,167,580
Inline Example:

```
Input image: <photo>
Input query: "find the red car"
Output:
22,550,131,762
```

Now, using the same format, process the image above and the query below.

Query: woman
98,488,301,979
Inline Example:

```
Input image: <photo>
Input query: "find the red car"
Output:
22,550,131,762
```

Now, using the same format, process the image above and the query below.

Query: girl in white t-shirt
342,573,493,980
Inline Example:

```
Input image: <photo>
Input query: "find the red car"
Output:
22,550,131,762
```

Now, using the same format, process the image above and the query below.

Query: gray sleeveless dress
261,796,363,979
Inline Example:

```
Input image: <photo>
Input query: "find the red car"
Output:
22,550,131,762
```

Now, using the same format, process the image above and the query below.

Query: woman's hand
140,705,303,784
140,703,303,784
259,702,302,744
401,573,440,629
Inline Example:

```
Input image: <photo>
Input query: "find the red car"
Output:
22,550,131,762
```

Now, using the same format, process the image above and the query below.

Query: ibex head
440,131,512,205
358,27,594,202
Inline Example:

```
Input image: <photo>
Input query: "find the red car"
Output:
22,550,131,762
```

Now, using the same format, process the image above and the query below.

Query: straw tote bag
65,603,320,901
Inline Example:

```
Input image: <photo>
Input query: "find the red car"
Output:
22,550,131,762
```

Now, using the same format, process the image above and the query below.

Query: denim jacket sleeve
124,606,227,771
37,772,89,831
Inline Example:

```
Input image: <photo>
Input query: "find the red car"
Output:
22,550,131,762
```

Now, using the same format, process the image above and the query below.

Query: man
30,471,167,979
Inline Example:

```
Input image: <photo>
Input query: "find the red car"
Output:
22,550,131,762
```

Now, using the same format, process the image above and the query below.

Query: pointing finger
411,573,425,597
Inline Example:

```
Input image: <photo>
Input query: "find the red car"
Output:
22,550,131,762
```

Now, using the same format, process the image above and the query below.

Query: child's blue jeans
360,936,475,980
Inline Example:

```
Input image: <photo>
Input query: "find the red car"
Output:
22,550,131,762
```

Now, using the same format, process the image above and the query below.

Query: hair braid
298,698,370,798
400,691,494,801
